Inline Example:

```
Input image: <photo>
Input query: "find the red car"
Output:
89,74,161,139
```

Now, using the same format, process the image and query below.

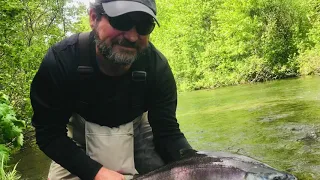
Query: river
11,76,320,180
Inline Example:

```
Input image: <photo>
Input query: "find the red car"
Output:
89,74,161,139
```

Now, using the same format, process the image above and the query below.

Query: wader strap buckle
132,71,147,82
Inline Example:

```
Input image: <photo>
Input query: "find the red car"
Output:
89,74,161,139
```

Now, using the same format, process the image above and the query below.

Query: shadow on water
10,76,320,180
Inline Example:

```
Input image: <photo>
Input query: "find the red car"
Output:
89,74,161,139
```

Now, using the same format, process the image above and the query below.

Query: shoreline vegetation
1,155,20,180
0,93,24,179
1,0,320,179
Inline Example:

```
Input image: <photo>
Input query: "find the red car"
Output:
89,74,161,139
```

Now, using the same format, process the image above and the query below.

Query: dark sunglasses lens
136,22,155,35
108,15,133,31
107,13,155,35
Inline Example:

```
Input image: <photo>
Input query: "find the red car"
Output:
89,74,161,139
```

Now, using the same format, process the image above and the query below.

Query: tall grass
0,150,20,180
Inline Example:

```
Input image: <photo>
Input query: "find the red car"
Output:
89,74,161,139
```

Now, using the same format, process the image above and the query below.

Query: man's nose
123,27,139,42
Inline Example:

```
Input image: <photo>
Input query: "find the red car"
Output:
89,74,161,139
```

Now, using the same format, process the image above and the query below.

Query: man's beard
94,29,145,66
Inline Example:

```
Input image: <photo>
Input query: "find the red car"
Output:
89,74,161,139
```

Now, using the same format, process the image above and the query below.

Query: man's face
92,11,152,66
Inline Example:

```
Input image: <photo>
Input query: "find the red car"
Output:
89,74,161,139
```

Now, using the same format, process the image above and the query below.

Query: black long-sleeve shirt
30,32,192,180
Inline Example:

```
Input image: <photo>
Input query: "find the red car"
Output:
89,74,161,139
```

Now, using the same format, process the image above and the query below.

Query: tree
0,0,87,122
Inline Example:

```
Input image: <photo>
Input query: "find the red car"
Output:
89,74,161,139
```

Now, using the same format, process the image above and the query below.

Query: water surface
177,76,320,180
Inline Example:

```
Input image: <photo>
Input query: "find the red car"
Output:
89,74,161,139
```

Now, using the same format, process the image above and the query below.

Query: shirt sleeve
147,53,193,163
30,47,102,180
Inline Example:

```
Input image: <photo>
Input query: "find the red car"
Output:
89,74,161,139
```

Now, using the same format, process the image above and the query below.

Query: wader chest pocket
85,121,138,175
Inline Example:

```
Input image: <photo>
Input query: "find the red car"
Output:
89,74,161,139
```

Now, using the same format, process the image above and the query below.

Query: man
30,0,192,179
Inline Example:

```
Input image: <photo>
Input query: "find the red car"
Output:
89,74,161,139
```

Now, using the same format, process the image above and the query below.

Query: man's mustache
114,38,137,48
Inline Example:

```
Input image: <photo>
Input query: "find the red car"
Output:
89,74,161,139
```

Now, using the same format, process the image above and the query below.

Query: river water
11,76,320,180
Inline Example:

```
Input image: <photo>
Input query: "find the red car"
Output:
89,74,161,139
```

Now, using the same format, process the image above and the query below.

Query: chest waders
48,33,164,180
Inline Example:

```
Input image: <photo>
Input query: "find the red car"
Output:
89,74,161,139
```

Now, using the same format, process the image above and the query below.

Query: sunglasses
101,13,156,35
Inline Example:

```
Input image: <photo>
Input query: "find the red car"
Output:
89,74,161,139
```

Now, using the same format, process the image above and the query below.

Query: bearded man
30,0,193,179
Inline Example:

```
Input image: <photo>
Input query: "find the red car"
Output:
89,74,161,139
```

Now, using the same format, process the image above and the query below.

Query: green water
10,138,51,180
11,76,320,180
177,76,320,180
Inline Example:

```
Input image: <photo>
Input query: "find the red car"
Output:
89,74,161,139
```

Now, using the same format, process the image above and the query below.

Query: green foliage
199,0,310,86
67,3,91,33
297,0,320,76
0,145,9,164
0,92,25,148
298,45,320,75
0,92,23,180
150,0,320,91
151,0,220,91
0,0,88,124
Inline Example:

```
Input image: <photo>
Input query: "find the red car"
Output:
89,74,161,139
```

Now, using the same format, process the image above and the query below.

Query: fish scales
133,151,297,180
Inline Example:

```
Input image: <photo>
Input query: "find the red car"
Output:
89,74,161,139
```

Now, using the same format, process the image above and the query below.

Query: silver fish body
133,151,297,180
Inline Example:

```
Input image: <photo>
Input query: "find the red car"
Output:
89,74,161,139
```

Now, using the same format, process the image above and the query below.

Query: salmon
133,150,297,180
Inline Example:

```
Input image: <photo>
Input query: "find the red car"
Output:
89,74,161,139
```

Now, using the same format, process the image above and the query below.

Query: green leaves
0,0,78,124
0,91,23,180
0,94,9,105
0,93,25,148
151,0,320,90
0,92,24,178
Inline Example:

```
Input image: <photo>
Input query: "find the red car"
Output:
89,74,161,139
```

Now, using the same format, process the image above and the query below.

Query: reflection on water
11,76,320,180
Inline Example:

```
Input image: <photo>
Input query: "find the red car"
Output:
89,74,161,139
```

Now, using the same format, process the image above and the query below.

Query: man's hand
94,167,125,180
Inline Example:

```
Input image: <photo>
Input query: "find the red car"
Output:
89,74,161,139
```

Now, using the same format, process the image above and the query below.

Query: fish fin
179,148,201,159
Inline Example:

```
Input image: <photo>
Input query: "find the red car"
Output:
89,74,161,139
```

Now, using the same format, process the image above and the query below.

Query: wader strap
130,56,148,110
69,32,96,145
75,32,96,110
78,32,93,74
131,71,147,109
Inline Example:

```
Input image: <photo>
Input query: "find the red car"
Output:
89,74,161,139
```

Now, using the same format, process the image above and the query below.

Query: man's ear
89,9,97,29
